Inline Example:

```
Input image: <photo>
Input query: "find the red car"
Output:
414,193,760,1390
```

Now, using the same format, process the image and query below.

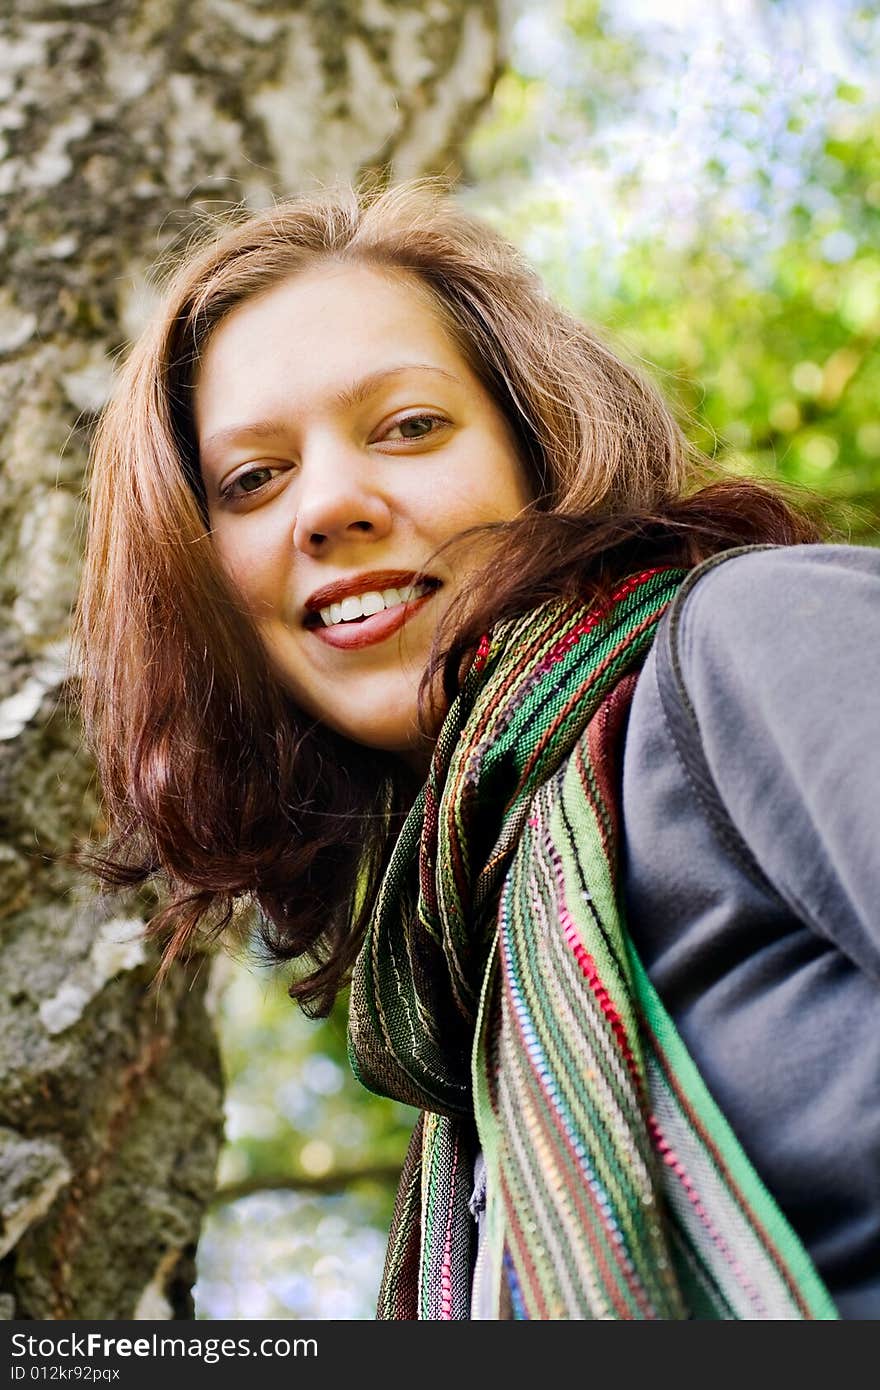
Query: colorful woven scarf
347,566,837,1320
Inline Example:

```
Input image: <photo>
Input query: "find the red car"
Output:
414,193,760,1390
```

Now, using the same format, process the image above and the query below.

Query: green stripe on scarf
348,567,837,1319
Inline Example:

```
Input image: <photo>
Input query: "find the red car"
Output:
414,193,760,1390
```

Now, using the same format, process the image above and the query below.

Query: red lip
303,568,439,617
311,586,438,651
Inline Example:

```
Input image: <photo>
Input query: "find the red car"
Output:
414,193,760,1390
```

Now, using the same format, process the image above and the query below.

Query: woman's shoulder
627,538,880,806
625,537,880,957
665,541,880,685
674,539,880,640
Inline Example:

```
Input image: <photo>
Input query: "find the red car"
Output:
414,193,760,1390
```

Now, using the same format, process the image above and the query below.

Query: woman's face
195,262,532,764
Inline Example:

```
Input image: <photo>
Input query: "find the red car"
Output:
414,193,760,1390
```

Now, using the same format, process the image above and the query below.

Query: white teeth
360,590,385,616
316,580,434,627
340,596,362,621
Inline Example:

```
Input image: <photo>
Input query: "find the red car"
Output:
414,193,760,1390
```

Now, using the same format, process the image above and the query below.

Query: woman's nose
291,449,393,555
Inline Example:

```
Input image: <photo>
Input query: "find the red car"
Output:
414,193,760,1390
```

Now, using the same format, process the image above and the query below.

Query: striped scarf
347,567,837,1319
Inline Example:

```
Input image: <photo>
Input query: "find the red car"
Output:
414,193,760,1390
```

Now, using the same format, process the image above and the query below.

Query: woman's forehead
205,261,454,357
193,262,479,433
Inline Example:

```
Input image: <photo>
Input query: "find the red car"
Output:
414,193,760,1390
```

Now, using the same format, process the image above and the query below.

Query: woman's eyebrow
334,363,462,409
199,418,290,467
200,365,463,465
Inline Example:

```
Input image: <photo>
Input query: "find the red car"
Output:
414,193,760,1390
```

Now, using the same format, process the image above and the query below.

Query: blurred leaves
466,0,880,536
195,956,417,1319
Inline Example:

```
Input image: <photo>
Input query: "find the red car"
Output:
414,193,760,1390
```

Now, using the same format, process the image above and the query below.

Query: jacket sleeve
654,541,880,984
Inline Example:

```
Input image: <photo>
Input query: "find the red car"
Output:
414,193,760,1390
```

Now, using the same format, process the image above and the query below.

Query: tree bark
0,0,501,1319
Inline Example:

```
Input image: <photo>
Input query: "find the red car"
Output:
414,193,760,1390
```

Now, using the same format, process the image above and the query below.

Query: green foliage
465,0,880,538
195,957,416,1319
213,963,413,1189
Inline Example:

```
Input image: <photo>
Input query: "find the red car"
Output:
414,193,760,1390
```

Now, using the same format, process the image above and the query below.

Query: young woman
75,182,880,1320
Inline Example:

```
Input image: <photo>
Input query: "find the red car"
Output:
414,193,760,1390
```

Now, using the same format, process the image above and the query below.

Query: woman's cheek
213,524,278,604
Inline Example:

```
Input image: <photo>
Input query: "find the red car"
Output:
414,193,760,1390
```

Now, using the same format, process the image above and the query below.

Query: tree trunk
0,0,501,1320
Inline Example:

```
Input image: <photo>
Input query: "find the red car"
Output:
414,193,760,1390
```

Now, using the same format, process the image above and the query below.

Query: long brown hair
74,180,822,1013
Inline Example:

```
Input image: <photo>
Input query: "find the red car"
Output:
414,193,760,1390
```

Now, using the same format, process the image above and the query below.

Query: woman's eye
385,414,445,441
221,465,276,499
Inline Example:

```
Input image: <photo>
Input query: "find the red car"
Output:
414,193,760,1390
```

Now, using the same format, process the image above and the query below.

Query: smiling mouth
303,578,442,630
